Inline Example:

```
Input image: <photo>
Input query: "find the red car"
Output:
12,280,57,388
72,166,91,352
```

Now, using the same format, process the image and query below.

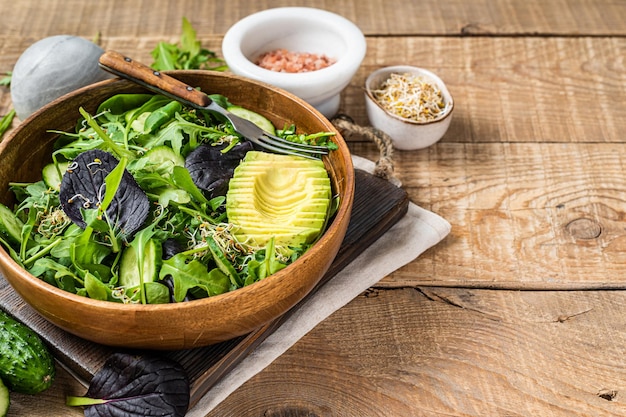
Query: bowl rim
365,65,455,126
0,70,355,313
221,7,366,87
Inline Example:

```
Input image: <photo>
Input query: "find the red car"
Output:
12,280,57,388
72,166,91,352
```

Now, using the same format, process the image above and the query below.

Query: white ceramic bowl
222,7,366,118
365,65,454,150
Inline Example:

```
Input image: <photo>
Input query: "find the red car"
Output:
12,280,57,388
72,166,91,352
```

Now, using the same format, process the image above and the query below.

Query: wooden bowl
0,71,354,350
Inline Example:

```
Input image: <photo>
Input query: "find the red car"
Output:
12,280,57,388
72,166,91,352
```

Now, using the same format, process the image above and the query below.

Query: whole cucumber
0,377,8,417
0,310,55,394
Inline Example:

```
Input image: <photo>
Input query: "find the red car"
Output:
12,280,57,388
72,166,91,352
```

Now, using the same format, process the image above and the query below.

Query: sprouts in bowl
365,65,454,150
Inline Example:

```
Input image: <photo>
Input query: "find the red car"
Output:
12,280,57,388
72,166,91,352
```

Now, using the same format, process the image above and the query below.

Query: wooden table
2,1,626,415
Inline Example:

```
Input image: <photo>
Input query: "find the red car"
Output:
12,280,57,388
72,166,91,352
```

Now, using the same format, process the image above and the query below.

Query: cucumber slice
139,146,185,175
0,203,24,245
42,161,69,191
206,236,241,287
227,106,276,135
0,378,8,417
119,238,162,288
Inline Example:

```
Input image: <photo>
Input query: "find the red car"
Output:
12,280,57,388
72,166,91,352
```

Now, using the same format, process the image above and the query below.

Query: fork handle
98,50,213,108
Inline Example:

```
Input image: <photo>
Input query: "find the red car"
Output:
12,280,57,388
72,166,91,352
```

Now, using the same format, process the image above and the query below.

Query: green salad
0,93,338,304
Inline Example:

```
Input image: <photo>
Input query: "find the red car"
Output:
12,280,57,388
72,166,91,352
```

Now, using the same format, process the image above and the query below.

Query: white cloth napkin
187,155,451,416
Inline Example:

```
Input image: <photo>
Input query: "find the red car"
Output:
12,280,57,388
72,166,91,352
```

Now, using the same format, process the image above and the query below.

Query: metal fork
98,50,329,158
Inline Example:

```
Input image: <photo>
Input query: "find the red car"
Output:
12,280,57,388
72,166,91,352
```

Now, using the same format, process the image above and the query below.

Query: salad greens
151,17,227,72
0,93,337,305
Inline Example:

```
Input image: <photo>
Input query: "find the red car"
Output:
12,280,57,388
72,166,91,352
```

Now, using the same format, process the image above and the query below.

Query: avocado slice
226,151,331,251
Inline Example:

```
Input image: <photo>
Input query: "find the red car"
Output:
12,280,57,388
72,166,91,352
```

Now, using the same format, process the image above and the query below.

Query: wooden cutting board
0,168,409,408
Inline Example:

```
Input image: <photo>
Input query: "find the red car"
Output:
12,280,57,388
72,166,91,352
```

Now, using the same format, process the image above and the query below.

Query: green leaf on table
151,17,227,71
0,72,11,87
0,109,16,143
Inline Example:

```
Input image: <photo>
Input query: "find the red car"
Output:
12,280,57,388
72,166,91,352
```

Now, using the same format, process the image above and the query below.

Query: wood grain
13,287,626,416
0,0,623,38
343,141,626,289
354,37,626,144
206,288,626,417
5,36,625,145
2,0,626,416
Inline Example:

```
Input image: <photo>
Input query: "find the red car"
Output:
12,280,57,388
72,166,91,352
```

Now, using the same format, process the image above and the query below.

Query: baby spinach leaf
144,281,171,304
159,253,230,302
144,100,182,133
96,93,153,123
67,353,189,417
59,149,150,238
171,165,210,205
84,272,114,301
70,211,114,270
30,257,83,289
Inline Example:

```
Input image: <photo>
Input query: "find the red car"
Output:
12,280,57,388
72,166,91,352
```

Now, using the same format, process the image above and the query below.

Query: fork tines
253,133,329,159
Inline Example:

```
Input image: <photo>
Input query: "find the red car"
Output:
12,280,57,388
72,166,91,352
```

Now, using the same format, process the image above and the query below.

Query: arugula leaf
79,107,135,160
180,17,201,58
277,123,338,150
0,72,10,87
0,109,15,143
151,17,227,71
244,237,287,285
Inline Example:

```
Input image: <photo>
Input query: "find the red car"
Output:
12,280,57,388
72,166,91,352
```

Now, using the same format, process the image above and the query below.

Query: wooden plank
347,141,626,290
0,0,623,38
3,36,625,145
349,36,626,144
14,287,626,416
206,287,626,417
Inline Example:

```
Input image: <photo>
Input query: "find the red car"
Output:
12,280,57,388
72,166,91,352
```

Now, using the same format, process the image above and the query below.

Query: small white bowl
222,7,366,118
365,65,454,150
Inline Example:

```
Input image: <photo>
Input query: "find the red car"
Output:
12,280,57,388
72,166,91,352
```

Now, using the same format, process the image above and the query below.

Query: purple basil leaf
84,353,189,417
59,149,150,236
185,141,253,198
162,238,185,260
